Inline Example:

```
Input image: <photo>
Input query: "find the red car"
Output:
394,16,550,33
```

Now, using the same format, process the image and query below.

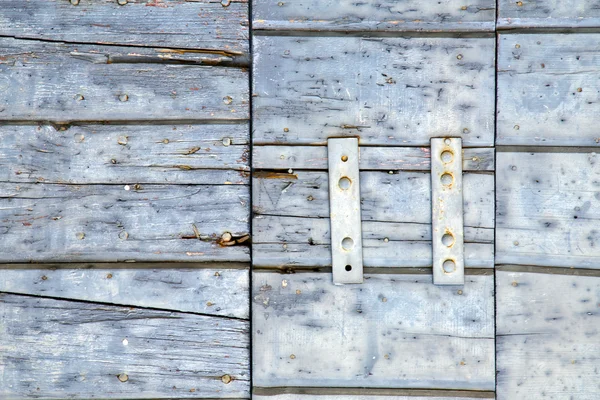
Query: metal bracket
328,138,364,284
431,137,464,285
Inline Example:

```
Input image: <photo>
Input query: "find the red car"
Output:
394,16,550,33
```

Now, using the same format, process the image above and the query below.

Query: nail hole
441,151,454,163
341,155,348,162
338,177,351,190
443,259,456,273
341,237,354,250
441,173,453,186
345,265,352,271
444,138,451,145
442,233,455,247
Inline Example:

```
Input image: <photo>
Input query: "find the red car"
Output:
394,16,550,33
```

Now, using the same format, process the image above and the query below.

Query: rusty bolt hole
341,237,354,250
441,173,453,186
441,150,454,163
443,259,456,273
442,233,455,247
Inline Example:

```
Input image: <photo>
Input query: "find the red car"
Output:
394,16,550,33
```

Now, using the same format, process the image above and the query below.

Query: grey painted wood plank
254,394,494,400
497,34,600,146
0,124,249,185
253,146,495,171
0,265,248,319
0,293,249,398
0,183,249,263
496,269,600,400
498,0,600,29
253,0,495,33
496,152,600,269
253,272,495,390
0,0,249,53
253,216,494,268
0,38,248,122
253,36,495,146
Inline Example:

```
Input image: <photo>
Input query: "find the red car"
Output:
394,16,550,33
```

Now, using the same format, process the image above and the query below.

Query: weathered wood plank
497,34,600,146
254,394,494,400
0,265,248,319
253,0,495,33
253,216,494,268
0,293,249,398
0,38,248,122
253,36,495,146
496,269,600,400
0,124,249,185
253,272,495,390
0,0,249,53
0,183,249,262
496,152,600,269
498,0,600,30
253,146,495,171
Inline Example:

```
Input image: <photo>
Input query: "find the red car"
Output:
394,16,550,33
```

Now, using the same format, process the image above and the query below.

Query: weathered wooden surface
0,183,249,262
254,146,494,171
0,264,248,319
0,0,248,53
254,393,495,400
253,271,495,390
0,38,248,122
253,0,495,32
0,124,249,185
497,34,600,146
0,293,249,398
253,171,493,268
498,0,600,30
253,36,495,146
496,152,600,269
496,268,600,400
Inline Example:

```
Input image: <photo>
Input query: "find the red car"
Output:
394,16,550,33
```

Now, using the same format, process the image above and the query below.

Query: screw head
70,0,80,4
119,94,129,102
117,0,128,5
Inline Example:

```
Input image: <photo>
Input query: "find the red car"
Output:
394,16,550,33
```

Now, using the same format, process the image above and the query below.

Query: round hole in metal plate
342,237,354,250
442,233,455,247
441,173,453,186
441,150,454,163
345,265,352,271
443,259,456,273
338,176,351,190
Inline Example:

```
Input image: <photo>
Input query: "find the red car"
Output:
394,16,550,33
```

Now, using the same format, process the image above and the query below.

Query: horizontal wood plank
253,0,495,33
0,265,248,319
0,0,248,53
0,38,248,122
0,183,249,263
497,34,600,146
253,272,495,390
496,152,600,268
0,124,249,185
0,293,249,398
498,0,600,30
253,36,495,146
496,269,600,399
253,216,493,268
253,171,493,267
253,146,494,171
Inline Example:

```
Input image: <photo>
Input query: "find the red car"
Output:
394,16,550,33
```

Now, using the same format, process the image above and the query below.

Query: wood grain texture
253,272,495,390
0,0,249,53
253,146,495,172
253,0,495,33
497,34,600,146
0,265,248,318
253,171,494,268
0,124,249,185
496,152,600,269
498,0,600,29
496,269,600,400
0,38,248,122
253,36,495,146
0,183,249,262
0,293,249,398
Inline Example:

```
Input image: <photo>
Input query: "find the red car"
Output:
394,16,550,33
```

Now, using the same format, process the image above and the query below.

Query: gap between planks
496,264,600,277
252,267,494,276
252,30,495,39
0,289,249,322
253,387,495,398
